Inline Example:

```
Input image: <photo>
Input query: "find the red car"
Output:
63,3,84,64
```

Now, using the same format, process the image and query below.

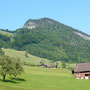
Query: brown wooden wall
74,72,90,79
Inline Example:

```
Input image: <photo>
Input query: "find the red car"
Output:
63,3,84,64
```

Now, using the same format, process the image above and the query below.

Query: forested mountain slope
12,18,90,63
0,18,90,63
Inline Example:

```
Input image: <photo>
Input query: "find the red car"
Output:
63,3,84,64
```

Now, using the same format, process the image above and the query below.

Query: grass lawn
0,48,89,90
2,48,51,66
0,66,90,90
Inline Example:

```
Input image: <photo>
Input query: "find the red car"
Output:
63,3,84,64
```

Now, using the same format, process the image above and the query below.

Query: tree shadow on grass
0,79,18,83
10,77,26,81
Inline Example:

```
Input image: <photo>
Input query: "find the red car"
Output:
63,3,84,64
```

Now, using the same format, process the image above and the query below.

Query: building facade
74,63,90,79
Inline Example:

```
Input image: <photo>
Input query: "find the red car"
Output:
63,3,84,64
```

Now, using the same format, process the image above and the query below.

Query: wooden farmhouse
74,63,90,79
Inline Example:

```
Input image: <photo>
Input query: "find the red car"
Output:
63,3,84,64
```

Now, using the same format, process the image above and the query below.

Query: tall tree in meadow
0,56,24,81
0,56,13,81
11,58,24,79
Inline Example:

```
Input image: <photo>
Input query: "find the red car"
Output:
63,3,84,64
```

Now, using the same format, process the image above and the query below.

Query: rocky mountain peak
23,18,60,29
23,21,37,29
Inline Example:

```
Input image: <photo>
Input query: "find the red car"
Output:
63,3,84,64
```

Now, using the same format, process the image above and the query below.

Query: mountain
12,18,90,63
0,18,90,63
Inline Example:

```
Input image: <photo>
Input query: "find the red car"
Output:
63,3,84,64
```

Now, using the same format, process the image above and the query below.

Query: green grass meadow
0,66,90,90
2,48,51,66
0,48,90,90
1,48,70,68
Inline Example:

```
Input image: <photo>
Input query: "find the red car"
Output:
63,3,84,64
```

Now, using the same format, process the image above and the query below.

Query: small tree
0,48,4,56
0,56,13,81
40,61,44,65
62,61,66,68
12,58,24,78
25,51,28,58
56,62,58,68
40,59,45,65
0,56,24,81
50,61,54,66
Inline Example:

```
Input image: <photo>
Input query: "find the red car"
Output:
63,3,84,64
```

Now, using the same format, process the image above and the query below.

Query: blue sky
0,0,90,35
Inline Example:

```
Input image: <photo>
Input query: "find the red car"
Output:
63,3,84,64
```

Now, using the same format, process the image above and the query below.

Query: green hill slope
0,30,13,37
0,30,12,48
2,48,50,66
12,18,90,63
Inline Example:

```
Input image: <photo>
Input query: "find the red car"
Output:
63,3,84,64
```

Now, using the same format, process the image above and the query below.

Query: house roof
74,63,90,72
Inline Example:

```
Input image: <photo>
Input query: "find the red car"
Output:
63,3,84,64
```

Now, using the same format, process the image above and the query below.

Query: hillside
0,30,12,48
1,48,51,66
13,18,90,63
0,30,13,37
0,18,90,63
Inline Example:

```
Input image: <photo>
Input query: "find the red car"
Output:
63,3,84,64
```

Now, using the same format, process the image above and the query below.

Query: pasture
0,66,90,90
2,48,51,66
0,48,90,90
1,48,71,68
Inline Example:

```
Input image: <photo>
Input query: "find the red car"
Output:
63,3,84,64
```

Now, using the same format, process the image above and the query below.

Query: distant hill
0,29,13,37
0,29,13,48
0,18,90,63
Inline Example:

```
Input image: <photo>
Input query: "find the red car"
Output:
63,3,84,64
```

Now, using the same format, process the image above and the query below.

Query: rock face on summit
23,18,59,29
23,22,37,29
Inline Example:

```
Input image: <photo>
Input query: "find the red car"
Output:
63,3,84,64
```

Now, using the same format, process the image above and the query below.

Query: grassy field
2,48,52,66
0,66,90,90
2,48,72,68
1,48,90,90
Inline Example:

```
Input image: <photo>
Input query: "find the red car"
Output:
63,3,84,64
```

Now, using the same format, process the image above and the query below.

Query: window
85,74,90,76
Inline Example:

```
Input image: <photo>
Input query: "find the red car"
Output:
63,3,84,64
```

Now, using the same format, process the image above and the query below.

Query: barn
74,63,90,79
